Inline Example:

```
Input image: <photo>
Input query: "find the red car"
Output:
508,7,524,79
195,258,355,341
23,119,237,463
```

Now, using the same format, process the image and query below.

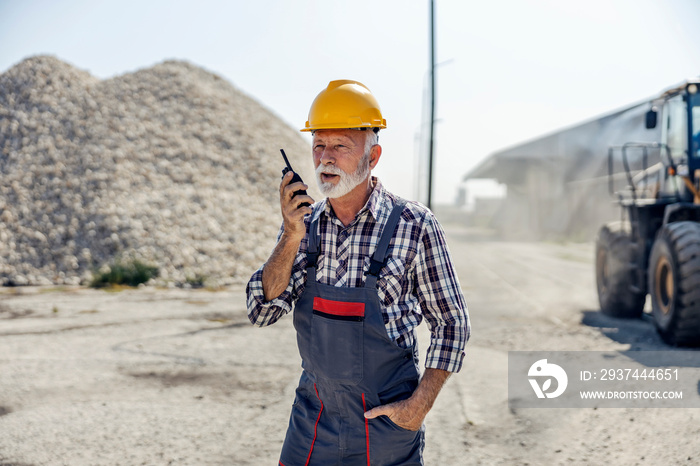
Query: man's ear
369,144,382,169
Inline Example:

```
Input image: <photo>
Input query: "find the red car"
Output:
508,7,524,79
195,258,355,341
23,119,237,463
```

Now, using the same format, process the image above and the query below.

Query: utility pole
427,0,436,210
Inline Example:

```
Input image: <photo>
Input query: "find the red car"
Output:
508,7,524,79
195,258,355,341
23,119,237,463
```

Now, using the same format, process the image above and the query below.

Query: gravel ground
2,227,700,465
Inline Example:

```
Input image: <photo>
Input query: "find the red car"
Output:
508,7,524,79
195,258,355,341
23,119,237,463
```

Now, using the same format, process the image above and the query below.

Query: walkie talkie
280,149,311,208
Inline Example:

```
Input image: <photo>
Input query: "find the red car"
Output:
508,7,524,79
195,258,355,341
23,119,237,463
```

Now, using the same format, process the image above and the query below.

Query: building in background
462,96,664,240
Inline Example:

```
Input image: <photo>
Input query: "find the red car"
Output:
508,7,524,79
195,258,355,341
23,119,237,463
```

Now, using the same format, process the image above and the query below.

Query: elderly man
246,80,469,465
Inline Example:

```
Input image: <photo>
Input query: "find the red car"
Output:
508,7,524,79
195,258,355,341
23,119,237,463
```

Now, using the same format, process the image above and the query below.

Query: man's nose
319,149,335,165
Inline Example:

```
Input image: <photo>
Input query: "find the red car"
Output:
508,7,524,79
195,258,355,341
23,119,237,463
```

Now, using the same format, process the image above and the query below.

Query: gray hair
364,130,379,156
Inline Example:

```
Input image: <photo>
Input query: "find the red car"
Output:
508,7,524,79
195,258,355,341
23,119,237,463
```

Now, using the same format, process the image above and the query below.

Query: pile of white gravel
0,55,315,287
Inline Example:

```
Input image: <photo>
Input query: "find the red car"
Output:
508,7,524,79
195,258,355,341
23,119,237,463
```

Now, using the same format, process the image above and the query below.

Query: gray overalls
279,200,424,466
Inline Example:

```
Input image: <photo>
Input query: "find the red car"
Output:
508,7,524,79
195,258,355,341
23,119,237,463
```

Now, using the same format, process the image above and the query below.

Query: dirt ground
1,222,699,465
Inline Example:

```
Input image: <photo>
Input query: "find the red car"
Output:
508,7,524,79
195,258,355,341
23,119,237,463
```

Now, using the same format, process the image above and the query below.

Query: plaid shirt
246,178,469,373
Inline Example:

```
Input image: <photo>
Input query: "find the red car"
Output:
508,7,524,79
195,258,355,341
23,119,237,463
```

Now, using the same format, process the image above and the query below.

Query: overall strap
306,215,321,282
365,199,406,289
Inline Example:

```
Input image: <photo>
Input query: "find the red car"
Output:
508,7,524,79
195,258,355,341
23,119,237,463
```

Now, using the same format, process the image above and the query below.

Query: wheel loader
596,79,700,346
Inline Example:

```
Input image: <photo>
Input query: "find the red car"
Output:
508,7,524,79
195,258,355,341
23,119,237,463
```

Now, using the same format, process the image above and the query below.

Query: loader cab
659,82,700,182
661,92,687,161
643,82,700,201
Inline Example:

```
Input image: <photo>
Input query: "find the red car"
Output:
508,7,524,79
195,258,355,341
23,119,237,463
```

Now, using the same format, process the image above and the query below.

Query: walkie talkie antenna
280,149,293,171
279,148,310,207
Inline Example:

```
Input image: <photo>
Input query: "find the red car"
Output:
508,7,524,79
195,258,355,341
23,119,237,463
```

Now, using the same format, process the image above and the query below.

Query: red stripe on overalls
302,383,324,466
362,393,370,466
313,297,365,317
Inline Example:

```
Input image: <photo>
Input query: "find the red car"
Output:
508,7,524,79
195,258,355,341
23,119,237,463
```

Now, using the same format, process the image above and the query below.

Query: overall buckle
366,258,385,277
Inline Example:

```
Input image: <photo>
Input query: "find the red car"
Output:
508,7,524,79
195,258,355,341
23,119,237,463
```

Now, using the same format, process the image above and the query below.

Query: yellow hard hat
301,80,387,132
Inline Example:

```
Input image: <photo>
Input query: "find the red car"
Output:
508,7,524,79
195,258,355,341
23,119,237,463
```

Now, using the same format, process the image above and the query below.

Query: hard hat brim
300,120,387,132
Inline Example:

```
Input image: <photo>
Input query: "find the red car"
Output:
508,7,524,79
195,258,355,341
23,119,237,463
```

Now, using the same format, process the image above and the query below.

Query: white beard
315,153,371,199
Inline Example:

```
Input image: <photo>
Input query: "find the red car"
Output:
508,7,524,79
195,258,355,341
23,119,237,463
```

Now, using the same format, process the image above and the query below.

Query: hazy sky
2,0,700,204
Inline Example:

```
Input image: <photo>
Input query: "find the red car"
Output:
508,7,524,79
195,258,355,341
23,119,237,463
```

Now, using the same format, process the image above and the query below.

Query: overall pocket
366,382,424,465
310,297,364,384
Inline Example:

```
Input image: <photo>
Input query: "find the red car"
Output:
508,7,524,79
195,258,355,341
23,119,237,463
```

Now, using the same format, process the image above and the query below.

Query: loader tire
648,221,700,346
595,222,645,318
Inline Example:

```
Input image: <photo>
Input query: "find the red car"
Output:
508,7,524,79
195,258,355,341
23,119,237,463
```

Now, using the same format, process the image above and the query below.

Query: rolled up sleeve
245,226,308,327
245,266,294,327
